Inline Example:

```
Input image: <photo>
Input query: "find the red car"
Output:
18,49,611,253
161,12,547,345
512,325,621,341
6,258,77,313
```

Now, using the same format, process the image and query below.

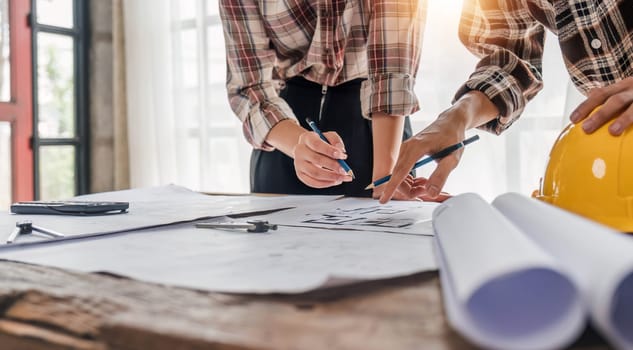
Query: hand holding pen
305,119,355,178
368,135,479,190
292,118,354,188
378,134,480,204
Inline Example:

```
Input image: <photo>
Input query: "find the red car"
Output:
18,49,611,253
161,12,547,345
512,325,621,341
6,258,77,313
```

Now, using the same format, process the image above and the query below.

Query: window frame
0,0,34,202
30,0,90,199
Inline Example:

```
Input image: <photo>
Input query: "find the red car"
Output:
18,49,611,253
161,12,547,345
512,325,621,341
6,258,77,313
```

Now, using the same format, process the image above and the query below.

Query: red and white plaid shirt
220,0,425,149
456,0,633,134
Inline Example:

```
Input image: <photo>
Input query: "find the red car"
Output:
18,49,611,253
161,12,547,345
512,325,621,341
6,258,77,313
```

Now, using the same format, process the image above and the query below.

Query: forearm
447,90,500,131
371,113,405,180
264,119,308,158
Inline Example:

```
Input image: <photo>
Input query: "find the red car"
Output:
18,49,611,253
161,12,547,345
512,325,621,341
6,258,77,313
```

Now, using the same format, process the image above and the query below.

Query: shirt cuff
453,67,527,135
361,74,420,118
243,96,298,151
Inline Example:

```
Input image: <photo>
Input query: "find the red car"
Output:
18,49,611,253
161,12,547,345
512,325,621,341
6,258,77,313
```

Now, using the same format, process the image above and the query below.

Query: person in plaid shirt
380,0,633,204
219,0,425,197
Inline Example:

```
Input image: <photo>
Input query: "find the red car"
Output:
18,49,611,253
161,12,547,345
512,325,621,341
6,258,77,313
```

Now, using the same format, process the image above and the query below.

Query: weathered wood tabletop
0,261,610,350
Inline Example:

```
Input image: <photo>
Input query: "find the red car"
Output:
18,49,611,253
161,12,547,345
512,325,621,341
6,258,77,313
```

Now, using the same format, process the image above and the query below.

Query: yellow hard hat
534,112,633,233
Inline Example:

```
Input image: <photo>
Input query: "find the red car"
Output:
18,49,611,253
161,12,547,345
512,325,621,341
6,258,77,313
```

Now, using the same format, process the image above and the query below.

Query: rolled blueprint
493,192,633,350
433,193,585,350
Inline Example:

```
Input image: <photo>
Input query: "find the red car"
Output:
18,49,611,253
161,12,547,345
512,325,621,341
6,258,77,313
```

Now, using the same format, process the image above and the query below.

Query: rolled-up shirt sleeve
454,0,545,134
220,0,297,150
361,0,425,118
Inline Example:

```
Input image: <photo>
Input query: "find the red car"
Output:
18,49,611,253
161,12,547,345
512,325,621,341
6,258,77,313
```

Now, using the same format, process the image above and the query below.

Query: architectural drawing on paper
301,205,414,228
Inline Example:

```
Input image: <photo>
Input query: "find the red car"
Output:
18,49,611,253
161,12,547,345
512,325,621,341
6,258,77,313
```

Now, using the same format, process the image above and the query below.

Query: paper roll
433,193,585,350
493,192,633,349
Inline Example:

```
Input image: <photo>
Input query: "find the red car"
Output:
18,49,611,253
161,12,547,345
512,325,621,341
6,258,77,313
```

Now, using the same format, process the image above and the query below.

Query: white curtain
124,0,250,193
123,0,584,200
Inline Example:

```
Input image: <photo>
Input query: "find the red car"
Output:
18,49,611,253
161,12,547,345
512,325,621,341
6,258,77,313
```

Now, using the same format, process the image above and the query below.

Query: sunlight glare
429,0,464,12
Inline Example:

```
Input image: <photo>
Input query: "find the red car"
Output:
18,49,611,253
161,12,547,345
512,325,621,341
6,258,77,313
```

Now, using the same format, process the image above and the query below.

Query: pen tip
364,184,374,190
348,170,356,179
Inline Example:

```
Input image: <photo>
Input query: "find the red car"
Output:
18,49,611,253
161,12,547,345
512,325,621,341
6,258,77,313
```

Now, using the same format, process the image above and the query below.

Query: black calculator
10,201,129,215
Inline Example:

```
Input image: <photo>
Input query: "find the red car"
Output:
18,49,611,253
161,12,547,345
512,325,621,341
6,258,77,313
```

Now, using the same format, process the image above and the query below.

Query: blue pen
305,118,355,179
365,135,480,190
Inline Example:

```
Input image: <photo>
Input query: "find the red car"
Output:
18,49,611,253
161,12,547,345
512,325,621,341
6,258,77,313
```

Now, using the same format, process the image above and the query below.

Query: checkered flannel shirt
456,0,633,134
220,0,425,150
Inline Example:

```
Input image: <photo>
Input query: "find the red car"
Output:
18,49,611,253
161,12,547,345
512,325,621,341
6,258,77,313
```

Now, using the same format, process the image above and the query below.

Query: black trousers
250,77,412,197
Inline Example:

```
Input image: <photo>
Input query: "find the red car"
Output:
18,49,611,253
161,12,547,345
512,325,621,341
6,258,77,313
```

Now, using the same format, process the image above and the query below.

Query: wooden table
0,261,613,350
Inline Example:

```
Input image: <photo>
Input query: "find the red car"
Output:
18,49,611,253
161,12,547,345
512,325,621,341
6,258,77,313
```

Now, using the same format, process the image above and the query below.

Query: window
31,0,89,200
170,0,249,192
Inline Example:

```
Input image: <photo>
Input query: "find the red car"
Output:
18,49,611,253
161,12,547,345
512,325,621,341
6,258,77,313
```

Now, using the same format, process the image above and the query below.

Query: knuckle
307,132,320,143
589,88,606,99
593,110,610,122
573,103,590,116
301,138,314,149
438,155,460,171
300,133,313,145
324,131,340,141
610,93,628,105
445,156,460,170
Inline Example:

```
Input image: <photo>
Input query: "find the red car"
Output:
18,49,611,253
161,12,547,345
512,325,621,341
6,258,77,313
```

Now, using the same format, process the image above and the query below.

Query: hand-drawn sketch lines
262,197,439,235
302,205,415,228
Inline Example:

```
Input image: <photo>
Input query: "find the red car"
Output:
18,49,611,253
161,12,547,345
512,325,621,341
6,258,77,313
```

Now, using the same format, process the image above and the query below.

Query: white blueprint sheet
263,197,438,235
0,185,338,248
0,222,437,294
